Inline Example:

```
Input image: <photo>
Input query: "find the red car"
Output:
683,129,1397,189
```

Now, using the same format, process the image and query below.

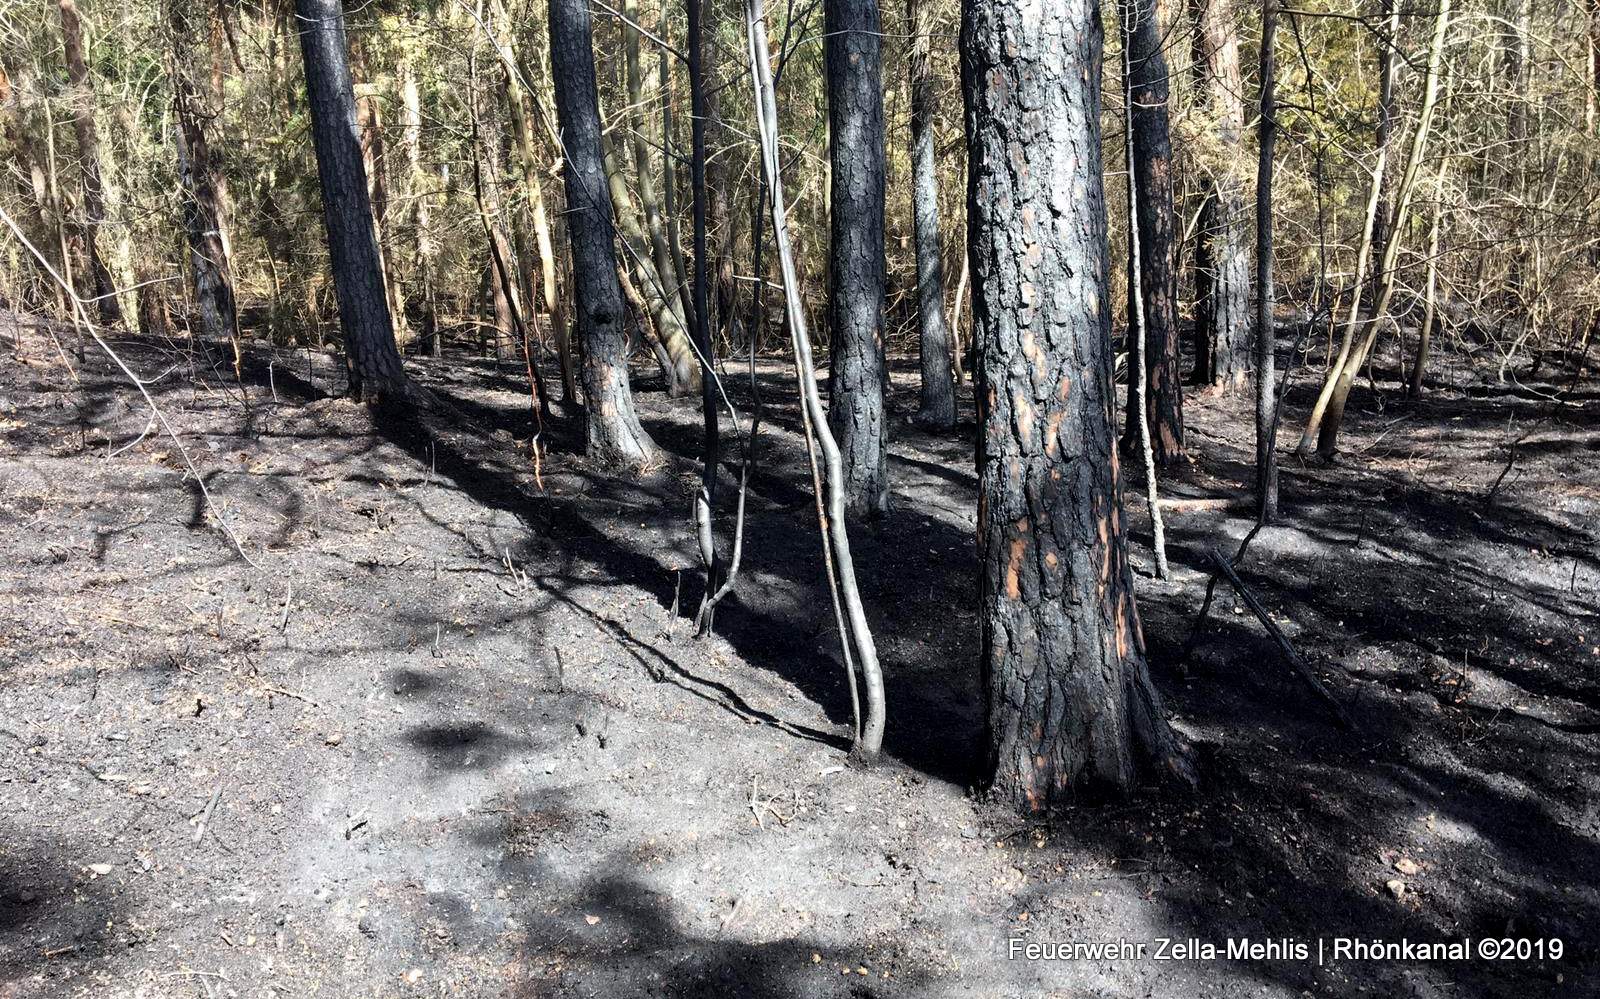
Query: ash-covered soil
1,314,1596,998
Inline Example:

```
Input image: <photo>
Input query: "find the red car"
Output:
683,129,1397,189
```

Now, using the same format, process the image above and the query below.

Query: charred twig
1203,546,1355,730
1182,521,1268,671
1483,428,1532,507
192,785,223,844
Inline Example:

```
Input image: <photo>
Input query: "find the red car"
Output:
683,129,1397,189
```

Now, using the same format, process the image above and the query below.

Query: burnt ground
0,311,1596,998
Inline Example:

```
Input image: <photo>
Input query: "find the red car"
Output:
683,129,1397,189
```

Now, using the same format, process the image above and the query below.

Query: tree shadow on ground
49,329,1599,995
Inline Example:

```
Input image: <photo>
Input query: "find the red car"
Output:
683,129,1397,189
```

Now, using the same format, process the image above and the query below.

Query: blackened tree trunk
1118,0,1183,466
825,0,890,517
1255,0,1279,521
548,0,659,469
56,0,121,326
909,0,956,429
688,0,721,598
169,0,238,350
962,0,1192,807
1188,0,1249,391
295,0,409,402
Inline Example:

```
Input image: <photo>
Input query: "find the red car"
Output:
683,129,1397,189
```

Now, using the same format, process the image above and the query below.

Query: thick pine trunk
908,0,956,429
296,0,409,401
548,0,659,469
1188,0,1249,392
56,0,122,326
825,0,890,518
1118,0,1183,466
963,0,1190,807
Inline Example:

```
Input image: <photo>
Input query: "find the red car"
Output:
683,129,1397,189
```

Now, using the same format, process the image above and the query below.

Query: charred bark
295,0,410,402
1118,0,1183,465
1188,0,1249,391
1255,0,1279,521
549,0,659,469
825,0,890,517
963,0,1192,806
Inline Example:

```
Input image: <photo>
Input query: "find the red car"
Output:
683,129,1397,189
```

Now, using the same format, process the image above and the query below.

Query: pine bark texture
1119,0,1183,465
56,0,122,326
295,0,409,401
962,0,1188,806
909,0,955,428
548,0,658,469
1188,0,1249,391
825,0,890,517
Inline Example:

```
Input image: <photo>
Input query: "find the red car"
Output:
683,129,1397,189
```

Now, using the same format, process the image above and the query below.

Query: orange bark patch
1044,411,1064,456
1014,392,1034,449
1005,539,1026,600
1004,518,1030,600
1114,598,1130,659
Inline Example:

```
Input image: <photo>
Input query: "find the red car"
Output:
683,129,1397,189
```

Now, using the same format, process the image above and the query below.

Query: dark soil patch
1,315,1595,997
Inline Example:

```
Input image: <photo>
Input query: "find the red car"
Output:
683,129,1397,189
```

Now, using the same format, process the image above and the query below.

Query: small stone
86,863,113,877
1394,857,1420,877
1385,879,1406,899
584,914,601,925
324,732,344,747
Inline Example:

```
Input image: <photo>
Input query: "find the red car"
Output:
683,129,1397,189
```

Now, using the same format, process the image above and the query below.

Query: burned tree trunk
908,0,955,429
1118,0,1183,466
56,0,121,326
1188,0,1249,391
1255,0,1279,521
825,0,890,517
549,0,659,469
963,0,1192,806
296,0,410,401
